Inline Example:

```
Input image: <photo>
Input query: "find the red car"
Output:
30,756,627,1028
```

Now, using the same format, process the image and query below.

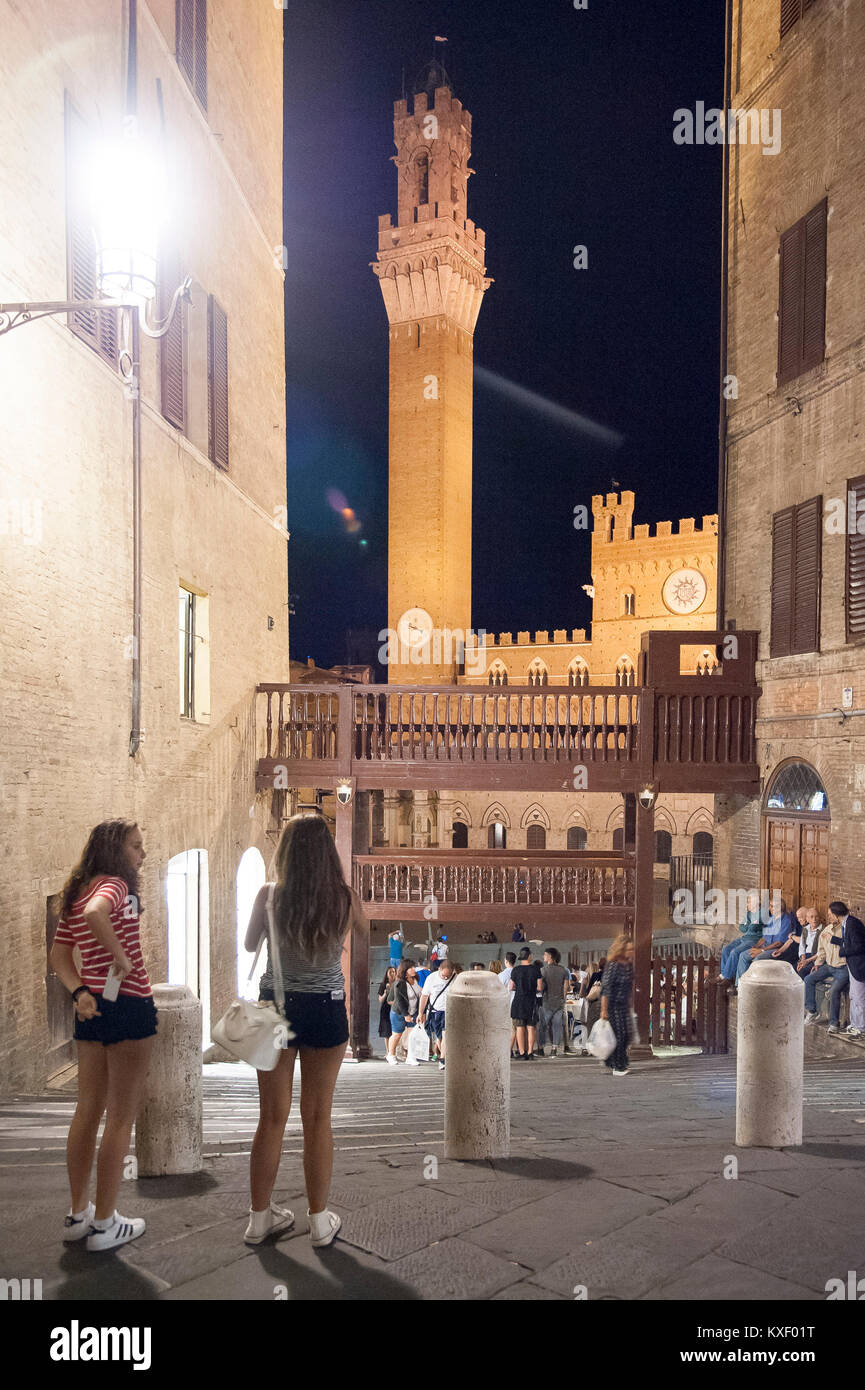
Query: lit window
179,585,210,722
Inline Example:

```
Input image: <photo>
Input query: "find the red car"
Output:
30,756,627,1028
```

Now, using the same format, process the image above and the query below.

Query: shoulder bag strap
265,884,286,1015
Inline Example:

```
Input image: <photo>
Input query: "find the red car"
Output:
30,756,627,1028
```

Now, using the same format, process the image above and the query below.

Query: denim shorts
74,993,158,1046
390,1009,415,1033
261,989,348,1049
426,1009,445,1040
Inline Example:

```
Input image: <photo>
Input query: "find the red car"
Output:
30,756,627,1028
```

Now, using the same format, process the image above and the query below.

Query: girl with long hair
600,935,635,1076
49,819,156,1251
385,961,421,1064
243,813,365,1247
378,965,397,1042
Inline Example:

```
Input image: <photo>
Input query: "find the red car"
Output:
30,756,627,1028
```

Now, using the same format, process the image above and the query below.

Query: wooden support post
631,796,654,1060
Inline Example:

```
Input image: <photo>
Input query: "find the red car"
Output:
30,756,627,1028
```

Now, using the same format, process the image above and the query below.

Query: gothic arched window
568,659,589,687
528,660,549,687
693,831,713,862
451,821,468,848
623,591,635,616
488,661,508,687
654,829,672,864
416,151,429,206
488,821,507,849
526,824,546,850
615,656,636,688
567,825,588,850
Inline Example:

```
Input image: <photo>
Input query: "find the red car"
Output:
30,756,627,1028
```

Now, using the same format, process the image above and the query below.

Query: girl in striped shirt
50,819,156,1252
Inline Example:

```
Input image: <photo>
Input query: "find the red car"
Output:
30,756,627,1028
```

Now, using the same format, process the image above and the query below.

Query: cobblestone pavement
1,1054,863,1301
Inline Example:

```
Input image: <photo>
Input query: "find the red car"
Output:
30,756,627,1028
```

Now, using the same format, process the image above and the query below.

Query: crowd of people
377,931,636,1076
712,893,865,1037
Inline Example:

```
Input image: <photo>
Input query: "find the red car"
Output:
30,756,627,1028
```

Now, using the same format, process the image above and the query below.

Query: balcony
255,630,761,796
353,849,635,924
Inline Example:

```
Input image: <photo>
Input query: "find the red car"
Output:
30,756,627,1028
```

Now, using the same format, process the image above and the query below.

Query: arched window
526,824,546,850
451,821,468,848
615,656,636,688
567,825,587,850
568,659,589,687
416,151,429,206
622,591,635,617
528,660,548,687
612,827,624,851
696,648,720,676
693,831,714,862
488,821,507,849
654,829,672,864
488,660,508,687
765,762,829,814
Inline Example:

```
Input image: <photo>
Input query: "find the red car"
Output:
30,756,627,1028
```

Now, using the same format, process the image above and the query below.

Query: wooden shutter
159,248,186,431
176,0,194,84
770,507,794,657
526,824,546,850
207,295,229,468
65,96,118,367
801,199,827,374
780,0,802,38
846,476,865,641
778,221,804,385
792,495,821,653
193,0,207,109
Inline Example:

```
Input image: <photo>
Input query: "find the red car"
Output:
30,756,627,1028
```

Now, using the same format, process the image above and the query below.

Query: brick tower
373,60,490,683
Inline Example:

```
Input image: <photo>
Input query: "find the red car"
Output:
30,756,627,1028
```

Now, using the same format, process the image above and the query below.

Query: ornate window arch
568,658,589,687
488,659,509,687
482,802,511,829
764,761,829,816
520,803,551,831
527,659,549,687
615,655,636,687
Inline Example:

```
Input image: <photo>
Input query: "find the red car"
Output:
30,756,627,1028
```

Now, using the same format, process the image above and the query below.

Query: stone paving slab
383,1237,530,1301
645,1254,821,1302
529,1217,721,1300
461,1180,666,1272
336,1186,493,1261
648,1175,793,1237
715,1210,865,1293
490,1279,569,1300
432,1176,562,1212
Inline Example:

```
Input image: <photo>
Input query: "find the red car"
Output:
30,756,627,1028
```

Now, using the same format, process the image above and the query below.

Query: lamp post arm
0,279,191,340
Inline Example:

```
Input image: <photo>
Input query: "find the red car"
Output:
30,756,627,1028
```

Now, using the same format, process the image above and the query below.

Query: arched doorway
236,847,266,997
166,849,210,1046
451,821,468,848
763,762,830,914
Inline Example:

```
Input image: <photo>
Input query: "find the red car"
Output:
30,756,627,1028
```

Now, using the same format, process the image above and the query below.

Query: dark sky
283,0,726,669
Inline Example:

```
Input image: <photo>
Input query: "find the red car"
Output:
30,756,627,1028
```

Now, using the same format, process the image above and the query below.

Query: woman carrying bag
377,966,396,1045
385,962,419,1065
242,813,365,1247
600,936,635,1077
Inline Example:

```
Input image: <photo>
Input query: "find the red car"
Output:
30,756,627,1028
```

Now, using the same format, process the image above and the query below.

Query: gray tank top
259,882,348,995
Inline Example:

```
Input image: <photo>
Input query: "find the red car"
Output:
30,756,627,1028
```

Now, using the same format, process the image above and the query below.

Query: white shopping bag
407,1024,431,1063
586,1018,616,1060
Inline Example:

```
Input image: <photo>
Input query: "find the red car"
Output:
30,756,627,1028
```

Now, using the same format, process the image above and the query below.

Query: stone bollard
735,959,804,1148
444,972,510,1159
135,984,203,1176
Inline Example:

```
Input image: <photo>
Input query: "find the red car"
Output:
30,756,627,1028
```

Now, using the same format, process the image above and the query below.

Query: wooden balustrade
649,953,728,1054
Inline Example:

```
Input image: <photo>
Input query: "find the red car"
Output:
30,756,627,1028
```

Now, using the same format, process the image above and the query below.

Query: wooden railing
353,851,635,919
649,953,727,1054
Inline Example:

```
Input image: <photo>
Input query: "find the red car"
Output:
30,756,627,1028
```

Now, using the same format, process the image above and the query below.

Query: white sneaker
405,1058,419,1067
244,1202,295,1244
844,1026,863,1038
308,1209,341,1247
828,1024,840,1034
385,1054,398,1065
62,1202,95,1242
438,1060,445,1071
612,1069,630,1077
86,1212,145,1252
804,1012,820,1025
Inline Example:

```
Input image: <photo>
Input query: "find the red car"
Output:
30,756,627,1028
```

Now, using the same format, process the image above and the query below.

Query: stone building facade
0,0,288,1089
714,0,865,921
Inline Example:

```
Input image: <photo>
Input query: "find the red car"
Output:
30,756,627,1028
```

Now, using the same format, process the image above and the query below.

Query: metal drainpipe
129,304,142,756
717,0,734,632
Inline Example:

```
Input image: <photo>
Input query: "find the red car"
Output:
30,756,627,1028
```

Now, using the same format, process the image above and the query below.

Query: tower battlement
591,491,718,544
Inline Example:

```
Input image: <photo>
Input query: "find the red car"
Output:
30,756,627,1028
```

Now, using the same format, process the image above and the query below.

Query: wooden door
800,822,829,916
766,818,798,907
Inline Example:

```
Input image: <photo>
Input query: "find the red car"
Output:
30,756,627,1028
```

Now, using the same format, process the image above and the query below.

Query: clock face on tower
397,607,434,648
662,568,707,615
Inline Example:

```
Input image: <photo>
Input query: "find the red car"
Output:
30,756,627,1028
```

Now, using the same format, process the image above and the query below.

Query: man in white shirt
499,952,517,1056
418,960,455,1070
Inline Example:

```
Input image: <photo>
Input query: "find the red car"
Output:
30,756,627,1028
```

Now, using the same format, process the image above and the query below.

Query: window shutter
193,0,207,109
65,95,118,367
780,0,802,38
801,199,827,374
160,248,185,432
778,221,804,386
770,507,794,658
176,0,194,84
846,477,865,641
207,295,229,469
792,495,821,654
526,824,546,850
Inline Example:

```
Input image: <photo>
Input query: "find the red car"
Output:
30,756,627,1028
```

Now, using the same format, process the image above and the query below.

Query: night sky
283,0,726,670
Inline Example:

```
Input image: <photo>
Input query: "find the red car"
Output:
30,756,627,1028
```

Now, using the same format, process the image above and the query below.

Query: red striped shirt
54,876,151,999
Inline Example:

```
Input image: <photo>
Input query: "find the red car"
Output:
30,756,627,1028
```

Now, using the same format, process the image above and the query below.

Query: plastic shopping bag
407,1023,431,1063
586,1018,616,1060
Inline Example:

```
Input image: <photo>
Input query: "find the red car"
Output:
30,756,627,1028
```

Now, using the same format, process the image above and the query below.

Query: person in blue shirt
734,895,796,988
415,958,430,990
388,930,404,968
715,892,763,985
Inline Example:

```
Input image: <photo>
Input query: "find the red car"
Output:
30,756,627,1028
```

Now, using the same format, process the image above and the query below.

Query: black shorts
74,993,158,1046
260,990,348,1050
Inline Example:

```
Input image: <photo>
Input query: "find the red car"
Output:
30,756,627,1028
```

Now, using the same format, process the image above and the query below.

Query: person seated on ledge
712,891,763,986
733,895,796,990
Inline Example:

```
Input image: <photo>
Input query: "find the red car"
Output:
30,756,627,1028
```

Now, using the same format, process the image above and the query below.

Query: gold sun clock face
662,568,707,615
397,607,434,648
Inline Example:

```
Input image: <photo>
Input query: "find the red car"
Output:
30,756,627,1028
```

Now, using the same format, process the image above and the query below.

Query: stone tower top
592,490,635,542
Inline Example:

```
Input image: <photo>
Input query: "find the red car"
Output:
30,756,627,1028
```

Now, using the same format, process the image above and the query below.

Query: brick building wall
716,0,865,917
0,0,289,1090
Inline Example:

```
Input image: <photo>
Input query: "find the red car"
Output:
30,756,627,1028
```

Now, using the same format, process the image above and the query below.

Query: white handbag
212,885,295,1069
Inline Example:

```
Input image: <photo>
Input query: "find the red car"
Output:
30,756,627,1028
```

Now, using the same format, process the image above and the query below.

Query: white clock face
397,607,434,647
662,568,707,615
